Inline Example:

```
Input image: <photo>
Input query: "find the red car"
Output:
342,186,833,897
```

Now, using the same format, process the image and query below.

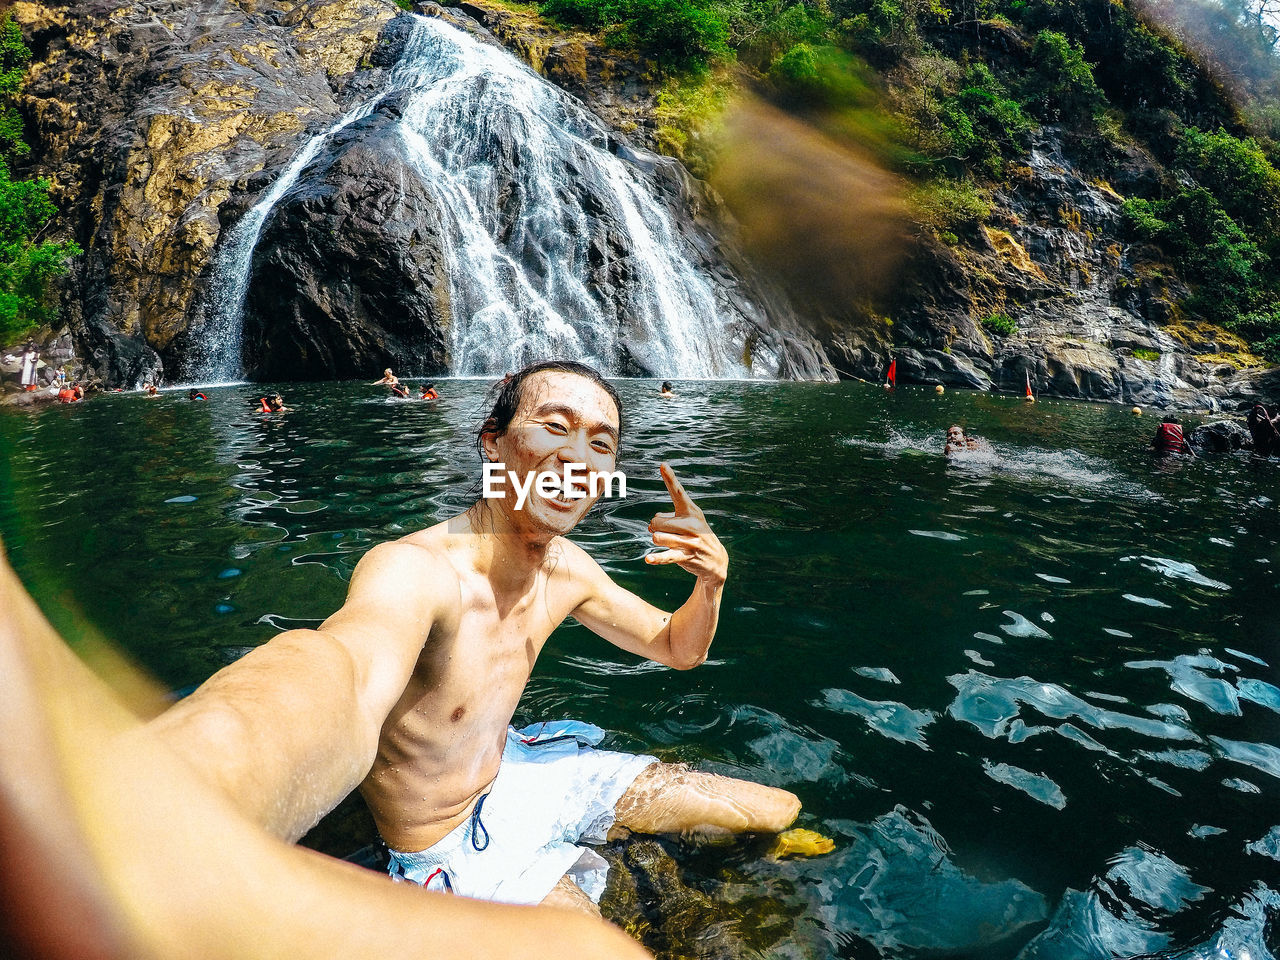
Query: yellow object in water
770,828,836,858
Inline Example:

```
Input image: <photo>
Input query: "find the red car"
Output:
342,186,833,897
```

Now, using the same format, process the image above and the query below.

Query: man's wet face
485,372,621,533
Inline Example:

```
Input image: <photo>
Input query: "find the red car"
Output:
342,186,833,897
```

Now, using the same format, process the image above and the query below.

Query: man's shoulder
356,535,459,589
549,536,609,586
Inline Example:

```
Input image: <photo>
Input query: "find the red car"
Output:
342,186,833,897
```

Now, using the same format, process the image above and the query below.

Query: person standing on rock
19,342,38,391
152,359,813,921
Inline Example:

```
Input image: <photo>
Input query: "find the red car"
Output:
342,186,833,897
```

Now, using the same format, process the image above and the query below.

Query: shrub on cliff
1023,30,1105,123
1177,127,1280,243
541,0,729,67
0,14,80,346
1123,189,1271,333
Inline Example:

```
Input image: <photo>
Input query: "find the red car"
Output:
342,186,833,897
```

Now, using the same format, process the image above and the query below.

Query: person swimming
145,384,160,399
189,389,207,401
421,383,439,400
944,425,988,455
1152,420,1192,456
258,394,287,413
389,382,411,399
659,380,676,398
373,368,399,386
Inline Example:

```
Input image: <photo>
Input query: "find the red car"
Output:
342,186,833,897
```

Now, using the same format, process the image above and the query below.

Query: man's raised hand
646,463,728,585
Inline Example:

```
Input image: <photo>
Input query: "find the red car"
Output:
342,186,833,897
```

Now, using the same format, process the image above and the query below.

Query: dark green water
2,381,1278,959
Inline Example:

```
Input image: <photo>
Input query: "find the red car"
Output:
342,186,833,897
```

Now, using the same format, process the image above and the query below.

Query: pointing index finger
659,462,696,514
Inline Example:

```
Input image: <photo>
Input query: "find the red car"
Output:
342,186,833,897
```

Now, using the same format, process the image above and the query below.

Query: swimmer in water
420,383,439,400
155,359,820,926
189,389,207,401
144,384,159,399
944,425,988,455
373,368,399,387
389,382,410,399
659,380,676,398
0,545,648,960
258,394,288,413
1151,419,1193,456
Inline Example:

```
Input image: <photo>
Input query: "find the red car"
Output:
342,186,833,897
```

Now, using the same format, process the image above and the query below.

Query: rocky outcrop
12,0,399,385
242,106,453,379
1190,419,1252,452
824,127,1276,407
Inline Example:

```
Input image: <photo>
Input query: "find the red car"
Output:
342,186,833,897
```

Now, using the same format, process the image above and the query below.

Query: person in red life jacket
884,358,896,390
189,389,207,401
1152,419,1194,456
420,382,439,401
71,382,84,401
56,386,75,404
258,394,288,413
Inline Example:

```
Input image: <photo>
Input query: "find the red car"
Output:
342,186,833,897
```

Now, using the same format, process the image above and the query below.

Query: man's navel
450,706,465,723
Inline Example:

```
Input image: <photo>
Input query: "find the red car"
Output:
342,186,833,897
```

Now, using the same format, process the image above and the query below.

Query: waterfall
196,14,755,380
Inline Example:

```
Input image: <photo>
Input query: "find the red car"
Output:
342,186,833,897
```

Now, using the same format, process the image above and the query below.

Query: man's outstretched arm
0,543,651,960
570,463,727,671
147,540,456,842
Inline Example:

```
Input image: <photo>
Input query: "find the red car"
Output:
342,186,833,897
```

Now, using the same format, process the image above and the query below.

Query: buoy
935,385,944,394
1132,406,1142,416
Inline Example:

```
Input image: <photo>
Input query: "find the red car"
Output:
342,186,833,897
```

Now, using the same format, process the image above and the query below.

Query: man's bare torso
358,517,596,853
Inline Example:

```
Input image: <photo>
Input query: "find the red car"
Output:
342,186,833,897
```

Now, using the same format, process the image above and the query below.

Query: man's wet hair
661,380,672,392
477,360,623,460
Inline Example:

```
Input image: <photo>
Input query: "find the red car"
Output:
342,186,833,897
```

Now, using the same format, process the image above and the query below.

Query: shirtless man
0,541,646,960
152,359,800,918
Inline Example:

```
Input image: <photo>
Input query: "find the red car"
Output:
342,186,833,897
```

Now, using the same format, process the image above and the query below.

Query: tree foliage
0,13,79,346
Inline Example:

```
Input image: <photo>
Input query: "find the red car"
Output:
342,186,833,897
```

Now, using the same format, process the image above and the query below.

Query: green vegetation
1131,347,1161,361
0,14,78,346
541,0,729,67
982,312,1018,336
393,0,414,10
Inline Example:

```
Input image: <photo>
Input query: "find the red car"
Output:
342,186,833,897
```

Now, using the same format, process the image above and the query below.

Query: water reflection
2,380,1278,959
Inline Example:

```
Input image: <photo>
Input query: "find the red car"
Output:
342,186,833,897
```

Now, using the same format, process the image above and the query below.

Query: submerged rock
1190,420,1252,453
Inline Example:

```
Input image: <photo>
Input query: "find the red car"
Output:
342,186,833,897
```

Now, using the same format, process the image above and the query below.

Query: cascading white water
188,33,449,382
195,14,753,380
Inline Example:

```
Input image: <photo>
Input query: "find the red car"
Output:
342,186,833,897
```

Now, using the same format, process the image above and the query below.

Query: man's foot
768,828,835,858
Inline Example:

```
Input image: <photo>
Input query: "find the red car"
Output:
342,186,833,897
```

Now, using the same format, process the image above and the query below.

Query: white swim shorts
386,720,657,904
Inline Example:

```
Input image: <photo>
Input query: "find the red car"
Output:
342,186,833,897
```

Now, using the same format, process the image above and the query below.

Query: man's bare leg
612,762,800,837
0,549,649,960
541,875,602,918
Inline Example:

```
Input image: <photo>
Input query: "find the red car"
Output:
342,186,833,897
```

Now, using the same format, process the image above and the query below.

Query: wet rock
601,839,752,960
241,114,452,380
1190,420,1251,452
